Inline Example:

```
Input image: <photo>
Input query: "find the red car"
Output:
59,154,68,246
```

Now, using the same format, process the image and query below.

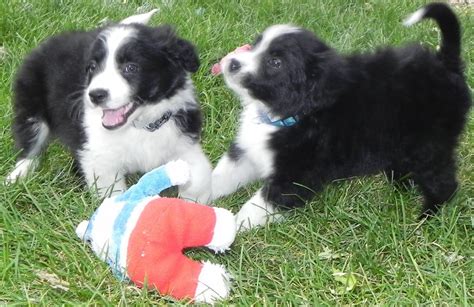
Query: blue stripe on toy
116,166,172,203
109,165,173,279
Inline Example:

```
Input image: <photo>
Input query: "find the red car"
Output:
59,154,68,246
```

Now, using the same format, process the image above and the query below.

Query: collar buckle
143,111,172,132
278,116,299,127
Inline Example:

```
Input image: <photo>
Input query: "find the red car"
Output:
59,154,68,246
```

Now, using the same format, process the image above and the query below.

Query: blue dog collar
271,116,299,127
258,110,299,127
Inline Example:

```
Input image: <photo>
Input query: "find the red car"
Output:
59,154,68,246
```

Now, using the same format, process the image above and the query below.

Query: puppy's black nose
229,59,241,72
89,89,109,105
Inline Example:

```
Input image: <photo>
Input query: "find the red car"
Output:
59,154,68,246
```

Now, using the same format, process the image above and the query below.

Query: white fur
27,119,50,156
235,188,284,231
254,24,300,54
403,8,426,27
212,103,276,200
211,154,257,199
119,9,159,25
194,261,231,304
6,158,38,184
6,120,49,183
86,27,135,110
206,208,236,253
176,144,212,203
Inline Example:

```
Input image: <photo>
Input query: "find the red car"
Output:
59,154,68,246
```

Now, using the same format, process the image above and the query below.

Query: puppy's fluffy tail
403,2,461,72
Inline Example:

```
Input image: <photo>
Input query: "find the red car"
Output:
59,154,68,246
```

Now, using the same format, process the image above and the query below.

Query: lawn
0,0,473,305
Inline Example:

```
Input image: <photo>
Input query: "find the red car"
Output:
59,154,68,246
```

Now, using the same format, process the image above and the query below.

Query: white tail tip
120,8,159,25
403,7,426,27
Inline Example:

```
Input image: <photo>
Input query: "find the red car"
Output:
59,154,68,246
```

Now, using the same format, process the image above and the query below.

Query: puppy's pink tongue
211,44,252,76
235,44,252,53
102,108,126,127
211,63,222,76
102,103,133,128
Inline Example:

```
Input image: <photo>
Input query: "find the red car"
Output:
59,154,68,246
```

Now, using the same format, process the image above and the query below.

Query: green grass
1,0,473,305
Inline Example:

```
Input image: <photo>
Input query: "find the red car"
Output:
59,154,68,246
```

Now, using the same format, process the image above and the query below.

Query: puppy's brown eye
123,63,139,74
268,58,282,69
87,61,97,73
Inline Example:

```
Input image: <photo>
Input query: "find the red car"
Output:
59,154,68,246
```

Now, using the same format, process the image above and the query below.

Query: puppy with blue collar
211,3,471,231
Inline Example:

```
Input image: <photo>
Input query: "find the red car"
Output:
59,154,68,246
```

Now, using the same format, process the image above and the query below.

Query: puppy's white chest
81,109,181,173
237,104,277,177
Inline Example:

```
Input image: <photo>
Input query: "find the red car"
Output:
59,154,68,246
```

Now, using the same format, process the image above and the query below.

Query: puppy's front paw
235,197,284,232
235,210,256,232
235,205,267,232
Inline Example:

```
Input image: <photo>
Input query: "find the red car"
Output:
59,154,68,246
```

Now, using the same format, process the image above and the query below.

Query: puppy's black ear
167,38,200,73
308,51,349,110
148,25,199,72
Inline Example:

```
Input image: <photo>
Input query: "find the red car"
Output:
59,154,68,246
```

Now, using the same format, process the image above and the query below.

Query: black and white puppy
7,10,212,202
212,3,471,230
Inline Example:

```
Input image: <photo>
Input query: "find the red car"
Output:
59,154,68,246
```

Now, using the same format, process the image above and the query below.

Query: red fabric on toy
127,197,217,300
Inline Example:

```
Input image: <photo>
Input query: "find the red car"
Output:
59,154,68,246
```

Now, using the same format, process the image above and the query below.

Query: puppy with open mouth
211,3,471,230
7,10,212,202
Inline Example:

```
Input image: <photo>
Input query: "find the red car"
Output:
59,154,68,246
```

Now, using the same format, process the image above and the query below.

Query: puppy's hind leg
7,61,52,184
384,168,414,190
6,117,50,183
413,158,458,219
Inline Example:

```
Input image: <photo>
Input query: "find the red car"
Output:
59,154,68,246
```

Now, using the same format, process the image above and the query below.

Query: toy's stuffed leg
127,198,235,303
179,205,236,303
128,252,231,303
147,198,236,250
194,261,231,303
165,199,236,303
128,251,219,303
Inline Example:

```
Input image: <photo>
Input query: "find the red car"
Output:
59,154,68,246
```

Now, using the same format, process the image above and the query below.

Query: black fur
173,105,203,142
12,30,100,156
228,142,244,161
246,3,471,217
